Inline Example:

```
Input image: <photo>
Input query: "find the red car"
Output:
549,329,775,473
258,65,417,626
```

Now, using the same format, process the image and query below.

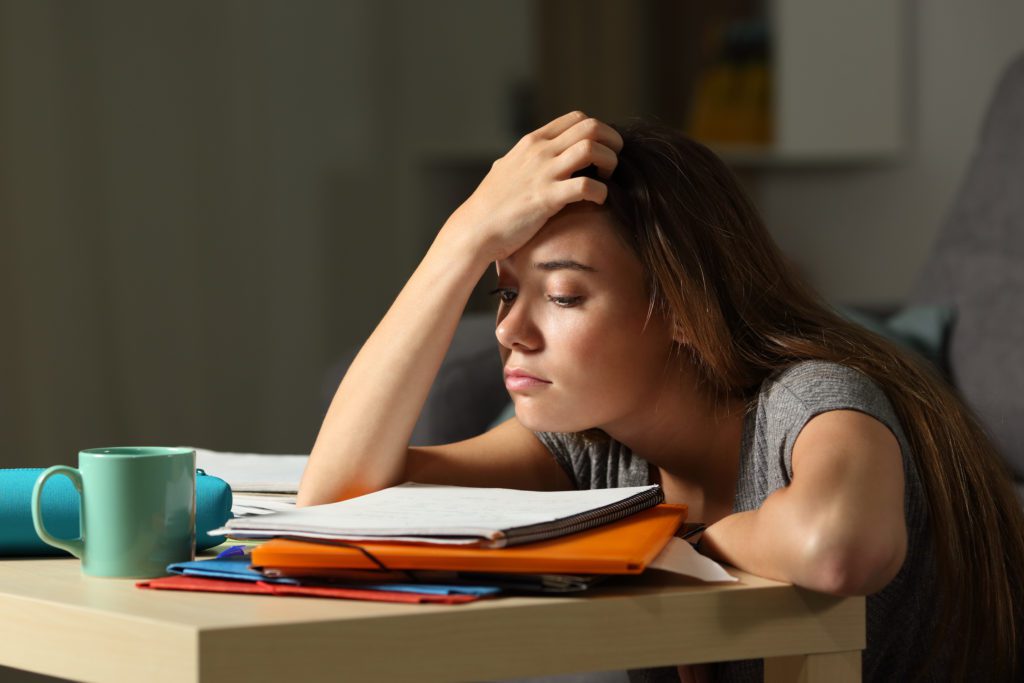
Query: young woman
297,111,1024,682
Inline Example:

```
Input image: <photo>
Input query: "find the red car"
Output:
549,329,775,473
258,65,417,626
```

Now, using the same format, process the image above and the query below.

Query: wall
0,1,532,468
755,0,1024,307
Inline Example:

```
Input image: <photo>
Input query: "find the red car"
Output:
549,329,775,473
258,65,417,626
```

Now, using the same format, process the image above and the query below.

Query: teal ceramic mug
31,447,196,578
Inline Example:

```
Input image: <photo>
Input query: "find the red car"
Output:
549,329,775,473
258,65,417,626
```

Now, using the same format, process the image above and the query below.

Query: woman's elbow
296,473,363,507
802,531,907,596
296,479,376,507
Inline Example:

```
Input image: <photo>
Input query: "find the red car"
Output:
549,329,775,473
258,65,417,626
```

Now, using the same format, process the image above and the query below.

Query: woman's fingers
551,115,624,155
531,110,590,141
552,138,618,179
553,175,608,207
444,110,621,261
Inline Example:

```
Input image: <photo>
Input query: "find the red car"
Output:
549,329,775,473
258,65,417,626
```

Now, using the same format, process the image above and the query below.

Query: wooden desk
0,551,863,683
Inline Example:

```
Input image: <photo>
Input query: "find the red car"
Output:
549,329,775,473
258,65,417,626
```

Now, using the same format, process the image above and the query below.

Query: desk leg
763,650,861,683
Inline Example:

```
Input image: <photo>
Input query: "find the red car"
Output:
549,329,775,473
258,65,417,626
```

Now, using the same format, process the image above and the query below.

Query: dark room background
2,0,1022,468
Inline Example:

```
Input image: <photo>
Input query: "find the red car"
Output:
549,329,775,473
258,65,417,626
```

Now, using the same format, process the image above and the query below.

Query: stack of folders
137,482,700,604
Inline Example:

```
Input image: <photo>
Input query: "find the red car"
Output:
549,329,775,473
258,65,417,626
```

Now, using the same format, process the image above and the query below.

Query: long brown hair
583,120,1023,679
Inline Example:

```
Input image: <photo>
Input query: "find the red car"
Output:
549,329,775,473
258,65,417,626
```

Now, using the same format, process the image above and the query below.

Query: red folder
251,503,688,576
136,574,480,604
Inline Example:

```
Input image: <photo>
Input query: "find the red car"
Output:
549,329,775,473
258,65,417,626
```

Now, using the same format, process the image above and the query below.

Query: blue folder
167,554,503,597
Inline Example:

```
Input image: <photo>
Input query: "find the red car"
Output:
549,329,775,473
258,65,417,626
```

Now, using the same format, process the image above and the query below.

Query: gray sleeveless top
535,360,943,683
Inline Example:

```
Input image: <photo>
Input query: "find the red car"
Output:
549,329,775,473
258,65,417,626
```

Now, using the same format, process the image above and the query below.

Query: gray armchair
908,52,1024,494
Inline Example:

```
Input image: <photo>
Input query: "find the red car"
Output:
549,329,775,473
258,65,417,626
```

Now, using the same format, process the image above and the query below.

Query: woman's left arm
701,409,908,596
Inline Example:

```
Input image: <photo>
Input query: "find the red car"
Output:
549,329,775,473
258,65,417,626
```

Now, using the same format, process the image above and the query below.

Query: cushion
836,304,954,376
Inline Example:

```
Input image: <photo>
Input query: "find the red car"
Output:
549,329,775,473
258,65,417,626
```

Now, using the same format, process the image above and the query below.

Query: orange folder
251,503,687,576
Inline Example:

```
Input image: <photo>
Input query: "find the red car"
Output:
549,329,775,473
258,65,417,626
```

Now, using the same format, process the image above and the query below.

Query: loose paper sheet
230,494,298,517
195,449,308,493
648,537,737,582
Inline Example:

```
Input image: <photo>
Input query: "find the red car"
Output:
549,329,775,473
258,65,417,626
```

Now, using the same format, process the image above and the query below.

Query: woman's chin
512,408,598,435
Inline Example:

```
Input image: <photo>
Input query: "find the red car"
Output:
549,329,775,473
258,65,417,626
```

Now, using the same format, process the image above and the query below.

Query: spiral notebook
211,482,665,548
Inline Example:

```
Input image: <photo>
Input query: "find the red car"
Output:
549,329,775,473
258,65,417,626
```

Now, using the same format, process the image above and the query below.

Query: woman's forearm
700,484,826,590
700,508,809,585
297,224,492,506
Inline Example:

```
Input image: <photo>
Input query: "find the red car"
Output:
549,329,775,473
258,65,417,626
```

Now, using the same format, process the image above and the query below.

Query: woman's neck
602,369,747,512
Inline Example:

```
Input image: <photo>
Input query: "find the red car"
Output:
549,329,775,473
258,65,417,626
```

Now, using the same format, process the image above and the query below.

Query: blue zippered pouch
0,467,233,556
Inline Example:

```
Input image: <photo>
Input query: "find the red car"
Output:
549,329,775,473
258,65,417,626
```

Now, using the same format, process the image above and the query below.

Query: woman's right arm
296,224,492,507
296,111,623,507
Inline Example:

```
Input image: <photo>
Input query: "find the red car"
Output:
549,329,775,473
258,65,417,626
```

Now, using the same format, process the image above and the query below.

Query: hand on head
446,111,623,263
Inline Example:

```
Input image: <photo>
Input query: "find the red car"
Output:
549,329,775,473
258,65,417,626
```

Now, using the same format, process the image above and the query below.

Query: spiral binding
499,485,665,547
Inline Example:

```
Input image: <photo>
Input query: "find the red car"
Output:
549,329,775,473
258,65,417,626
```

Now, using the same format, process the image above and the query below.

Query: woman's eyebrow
534,259,597,273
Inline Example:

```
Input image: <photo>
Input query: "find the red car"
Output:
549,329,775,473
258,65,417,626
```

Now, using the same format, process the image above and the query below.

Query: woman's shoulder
745,360,920,504
753,359,911,461
760,359,890,414
754,360,914,469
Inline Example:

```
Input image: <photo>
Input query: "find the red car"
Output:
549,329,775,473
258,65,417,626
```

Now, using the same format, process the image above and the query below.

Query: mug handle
31,466,85,559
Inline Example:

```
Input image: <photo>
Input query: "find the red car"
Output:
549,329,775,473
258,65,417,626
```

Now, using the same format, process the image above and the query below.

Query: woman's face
494,202,680,434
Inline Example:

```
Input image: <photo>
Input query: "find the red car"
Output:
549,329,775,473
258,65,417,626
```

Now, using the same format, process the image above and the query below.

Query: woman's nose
495,302,540,351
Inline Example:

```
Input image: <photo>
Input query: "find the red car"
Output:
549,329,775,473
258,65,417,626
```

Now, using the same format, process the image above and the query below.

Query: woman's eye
489,288,517,304
489,288,582,308
547,295,582,308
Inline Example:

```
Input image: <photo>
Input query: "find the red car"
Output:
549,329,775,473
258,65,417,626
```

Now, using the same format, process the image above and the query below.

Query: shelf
535,0,907,168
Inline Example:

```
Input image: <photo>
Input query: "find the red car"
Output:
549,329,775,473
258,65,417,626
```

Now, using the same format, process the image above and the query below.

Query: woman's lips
504,370,551,392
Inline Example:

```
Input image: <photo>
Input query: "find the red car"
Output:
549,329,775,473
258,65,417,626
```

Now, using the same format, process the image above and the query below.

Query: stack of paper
195,448,307,494
194,448,307,517
231,494,298,516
